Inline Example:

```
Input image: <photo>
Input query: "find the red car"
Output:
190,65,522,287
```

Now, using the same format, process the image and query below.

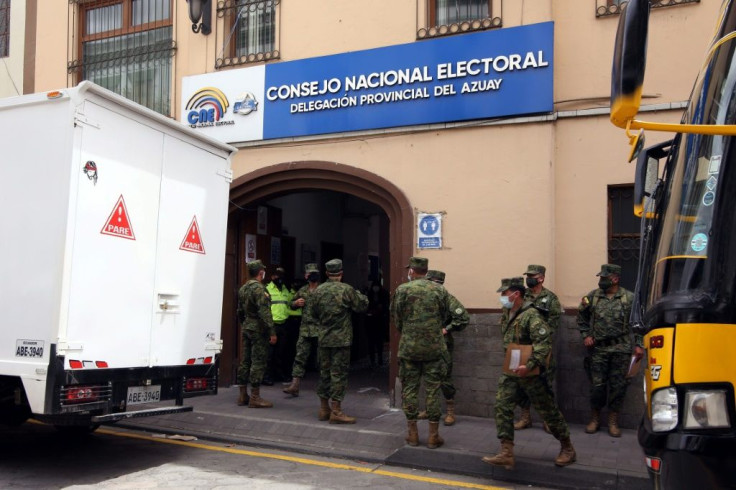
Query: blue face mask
500,295,513,309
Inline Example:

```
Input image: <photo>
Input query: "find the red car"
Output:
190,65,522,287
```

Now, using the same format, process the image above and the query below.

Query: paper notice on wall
245,234,257,263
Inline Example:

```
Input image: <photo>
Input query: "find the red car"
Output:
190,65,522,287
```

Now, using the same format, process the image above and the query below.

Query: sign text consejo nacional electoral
181,22,553,143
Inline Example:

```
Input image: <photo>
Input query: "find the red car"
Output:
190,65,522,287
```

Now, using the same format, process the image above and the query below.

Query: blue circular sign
419,215,439,236
691,233,708,252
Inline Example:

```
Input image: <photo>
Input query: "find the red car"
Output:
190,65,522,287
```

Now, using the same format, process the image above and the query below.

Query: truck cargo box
0,82,235,427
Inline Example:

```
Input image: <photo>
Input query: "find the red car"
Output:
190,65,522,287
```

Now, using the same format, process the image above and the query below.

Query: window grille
67,0,176,116
608,185,641,291
418,0,502,40
596,0,700,18
0,0,9,58
216,0,280,69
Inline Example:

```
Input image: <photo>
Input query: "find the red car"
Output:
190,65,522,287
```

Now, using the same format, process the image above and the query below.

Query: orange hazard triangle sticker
100,195,136,240
179,215,206,255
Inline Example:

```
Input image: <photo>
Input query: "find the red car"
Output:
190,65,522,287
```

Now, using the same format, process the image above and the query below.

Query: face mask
500,294,513,309
407,273,412,282
598,278,613,290
308,272,320,283
526,277,539,288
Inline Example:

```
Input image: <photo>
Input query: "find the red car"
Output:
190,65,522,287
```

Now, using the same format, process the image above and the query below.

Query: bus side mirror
611,0,650,129
634,140,671,217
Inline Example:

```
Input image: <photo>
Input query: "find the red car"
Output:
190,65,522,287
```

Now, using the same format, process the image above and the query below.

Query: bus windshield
648,35,736,304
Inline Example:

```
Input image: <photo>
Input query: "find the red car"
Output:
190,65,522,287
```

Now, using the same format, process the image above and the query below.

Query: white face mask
407,273,412,282
499,294,513,309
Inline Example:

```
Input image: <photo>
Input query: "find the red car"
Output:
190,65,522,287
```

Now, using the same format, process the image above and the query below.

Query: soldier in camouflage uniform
391,257,451,449
514,264,563,433
236,260,278,408
483,277,576,469
577,264,644,437
283,263,321,397
425,269,469,426
311,258,368,424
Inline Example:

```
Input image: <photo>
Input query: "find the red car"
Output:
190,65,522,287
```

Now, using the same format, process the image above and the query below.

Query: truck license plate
126,385,161,405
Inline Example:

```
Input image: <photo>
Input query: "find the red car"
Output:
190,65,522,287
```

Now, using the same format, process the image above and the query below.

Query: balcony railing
596,0,700,18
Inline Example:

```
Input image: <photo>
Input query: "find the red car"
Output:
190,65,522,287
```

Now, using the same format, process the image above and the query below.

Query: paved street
0,422,550,490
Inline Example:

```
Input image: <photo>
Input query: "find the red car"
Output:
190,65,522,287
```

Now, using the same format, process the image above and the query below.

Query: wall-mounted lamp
187,0,212,35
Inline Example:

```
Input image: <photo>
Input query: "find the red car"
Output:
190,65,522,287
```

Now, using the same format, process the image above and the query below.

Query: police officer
391,257,451,449
311,259,368,423
426,269,469,426
514,264,563,433
265,267,293,384
236,260,278,408
483,277,575,469
577,264,644,437
283,263,321,397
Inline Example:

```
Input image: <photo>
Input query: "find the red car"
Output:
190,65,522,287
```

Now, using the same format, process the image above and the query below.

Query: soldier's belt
595,334,629,348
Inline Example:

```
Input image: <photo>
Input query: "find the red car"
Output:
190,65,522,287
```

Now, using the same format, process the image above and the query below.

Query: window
68,0,175,115
596,0,700,18
216,0,279,69
608,185,641,291
0,0,9,58
418,0,501,40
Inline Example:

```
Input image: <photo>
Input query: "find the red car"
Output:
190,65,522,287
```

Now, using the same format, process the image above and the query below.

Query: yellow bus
611,1,736,488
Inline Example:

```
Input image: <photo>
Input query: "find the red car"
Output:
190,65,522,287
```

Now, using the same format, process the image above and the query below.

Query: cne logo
186,87,230,126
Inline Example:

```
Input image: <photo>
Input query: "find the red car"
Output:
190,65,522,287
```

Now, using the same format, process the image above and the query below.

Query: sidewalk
119,368,649,490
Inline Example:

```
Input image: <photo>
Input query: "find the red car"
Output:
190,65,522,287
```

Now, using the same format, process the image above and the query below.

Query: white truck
0,82,235,431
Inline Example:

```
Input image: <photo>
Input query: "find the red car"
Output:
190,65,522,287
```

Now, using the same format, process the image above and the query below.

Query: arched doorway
220,161,413,404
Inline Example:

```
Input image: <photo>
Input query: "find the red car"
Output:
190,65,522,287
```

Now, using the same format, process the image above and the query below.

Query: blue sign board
182,22,554,142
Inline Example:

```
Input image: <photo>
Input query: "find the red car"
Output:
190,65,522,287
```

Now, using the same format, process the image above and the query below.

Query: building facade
13,0,715,425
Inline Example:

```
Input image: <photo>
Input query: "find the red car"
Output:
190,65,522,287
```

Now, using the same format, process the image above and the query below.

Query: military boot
329,401,356,424
318,398,331,421
427,421,444,449
585,409,600,434
405,420,419,446
482,439,515,470
237,386,250,406
444,399,456,426
608,412,622,437
282,377,301,397
248,387,273,408
513,407,532,430
555,437,577,467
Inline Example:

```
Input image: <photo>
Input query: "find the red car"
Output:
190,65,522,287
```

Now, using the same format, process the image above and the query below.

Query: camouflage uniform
440,293,469,400
311,265,368,402
391,271,451,423
495,278,570,442
236,278,276,388
290,282,319,378
577,280,641,412
517,286,562,409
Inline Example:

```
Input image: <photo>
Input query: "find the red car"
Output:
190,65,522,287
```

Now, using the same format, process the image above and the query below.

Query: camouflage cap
426,270,446,284
405,256,428,269
497,276,524,292
304,263,319,274
247,259,265,275
596,264,622,277
325,258,343,273
524,264,546,276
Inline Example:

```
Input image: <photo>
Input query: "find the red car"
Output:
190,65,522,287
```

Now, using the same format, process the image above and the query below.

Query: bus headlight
683,390,730,429
651,387,678,432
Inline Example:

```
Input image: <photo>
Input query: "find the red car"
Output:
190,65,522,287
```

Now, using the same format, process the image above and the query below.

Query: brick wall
446,312,646,429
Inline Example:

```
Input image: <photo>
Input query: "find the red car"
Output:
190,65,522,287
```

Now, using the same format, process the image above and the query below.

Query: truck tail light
64,385,99,404
645,456,662,473
184,377,208,392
